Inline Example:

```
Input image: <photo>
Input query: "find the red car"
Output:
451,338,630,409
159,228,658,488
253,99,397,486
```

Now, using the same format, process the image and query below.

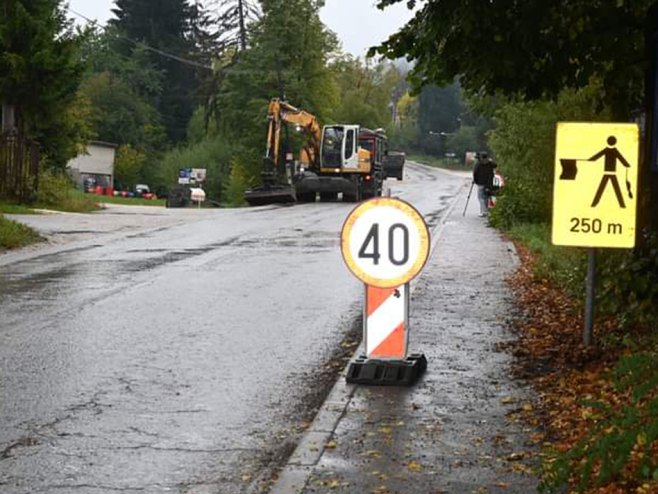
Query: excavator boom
244,98,322,206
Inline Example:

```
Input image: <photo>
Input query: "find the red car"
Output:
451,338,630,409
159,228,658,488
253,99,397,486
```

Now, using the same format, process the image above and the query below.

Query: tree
417,83,465,155
211,0,339,197
78,26,167,187
207,0,260,52
372,0,649,117
79,72,165,151
373,0,658,235
214,0,338,143
113,145,146,189
110,0,216,142
0,0,88,168
328,57,403,130
80,26,164,104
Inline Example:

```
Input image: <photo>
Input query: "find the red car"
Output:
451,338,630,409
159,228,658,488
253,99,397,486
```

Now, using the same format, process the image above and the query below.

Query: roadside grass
408,153,470,172
32,189,103,213
506,222,586,300
0,215,43,249
0,202,38,214
94,194,166,207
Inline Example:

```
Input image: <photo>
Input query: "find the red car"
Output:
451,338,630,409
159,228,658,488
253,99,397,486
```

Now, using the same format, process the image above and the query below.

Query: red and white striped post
365,284,408,359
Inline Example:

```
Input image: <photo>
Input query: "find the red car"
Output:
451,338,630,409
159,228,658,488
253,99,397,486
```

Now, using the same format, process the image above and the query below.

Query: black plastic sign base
346,353,427,386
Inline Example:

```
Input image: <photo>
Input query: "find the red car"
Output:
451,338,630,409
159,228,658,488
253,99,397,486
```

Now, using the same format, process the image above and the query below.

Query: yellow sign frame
552,122,639,248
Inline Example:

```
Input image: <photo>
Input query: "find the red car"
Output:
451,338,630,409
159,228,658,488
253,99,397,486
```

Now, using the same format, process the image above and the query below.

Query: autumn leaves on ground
506,243,658,494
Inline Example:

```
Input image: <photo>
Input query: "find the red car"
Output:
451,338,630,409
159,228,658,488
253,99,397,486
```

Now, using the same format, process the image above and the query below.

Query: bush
489,84,611,230
35,169,73,207
595,230,658,329
35,169,99,212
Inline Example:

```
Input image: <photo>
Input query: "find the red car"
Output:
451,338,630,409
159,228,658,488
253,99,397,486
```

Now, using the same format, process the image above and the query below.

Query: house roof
89,140,118,149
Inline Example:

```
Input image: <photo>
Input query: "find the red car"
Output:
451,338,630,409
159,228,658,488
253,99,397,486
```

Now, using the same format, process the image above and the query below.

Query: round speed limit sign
341,197,430,288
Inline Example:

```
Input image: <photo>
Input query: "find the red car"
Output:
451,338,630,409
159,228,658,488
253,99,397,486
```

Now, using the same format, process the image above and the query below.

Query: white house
67,141,117,190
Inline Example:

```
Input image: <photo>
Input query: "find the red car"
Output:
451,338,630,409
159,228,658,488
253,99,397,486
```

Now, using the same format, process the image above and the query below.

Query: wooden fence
0,133,40,202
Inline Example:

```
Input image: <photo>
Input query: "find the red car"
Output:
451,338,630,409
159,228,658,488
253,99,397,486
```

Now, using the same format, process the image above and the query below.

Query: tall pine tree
110,0,215,143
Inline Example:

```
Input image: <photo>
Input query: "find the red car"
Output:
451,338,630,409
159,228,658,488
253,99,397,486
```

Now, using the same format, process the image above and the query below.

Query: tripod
463,182,474,216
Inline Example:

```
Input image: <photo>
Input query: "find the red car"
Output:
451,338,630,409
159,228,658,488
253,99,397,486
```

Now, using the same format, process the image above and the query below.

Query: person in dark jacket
472,152,497,216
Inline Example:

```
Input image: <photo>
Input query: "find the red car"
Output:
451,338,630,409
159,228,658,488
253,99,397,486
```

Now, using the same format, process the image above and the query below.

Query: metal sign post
552,122,639,345
340,197,430,385
584,248,596,346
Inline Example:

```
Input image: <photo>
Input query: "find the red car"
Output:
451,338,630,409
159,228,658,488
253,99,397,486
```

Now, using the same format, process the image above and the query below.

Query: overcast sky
66,0,416,58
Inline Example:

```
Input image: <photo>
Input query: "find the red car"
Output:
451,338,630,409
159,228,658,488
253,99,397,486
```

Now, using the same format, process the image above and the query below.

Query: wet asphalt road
0,163,468,493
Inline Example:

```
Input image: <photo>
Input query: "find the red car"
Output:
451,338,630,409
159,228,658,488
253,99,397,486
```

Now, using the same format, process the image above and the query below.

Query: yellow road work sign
552,122,639,248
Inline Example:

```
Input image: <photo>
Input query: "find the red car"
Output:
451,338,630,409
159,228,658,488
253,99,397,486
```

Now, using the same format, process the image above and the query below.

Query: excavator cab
320,125,360,172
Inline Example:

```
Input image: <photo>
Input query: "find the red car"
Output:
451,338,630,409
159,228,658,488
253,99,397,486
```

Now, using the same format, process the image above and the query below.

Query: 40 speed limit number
341,197,430,288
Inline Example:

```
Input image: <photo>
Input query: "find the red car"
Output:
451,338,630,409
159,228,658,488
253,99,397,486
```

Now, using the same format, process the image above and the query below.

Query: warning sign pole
584,249,596,346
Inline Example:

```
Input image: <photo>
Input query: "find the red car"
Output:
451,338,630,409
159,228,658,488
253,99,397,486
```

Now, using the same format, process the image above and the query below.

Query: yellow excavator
244,98,321,205
244,98,387,206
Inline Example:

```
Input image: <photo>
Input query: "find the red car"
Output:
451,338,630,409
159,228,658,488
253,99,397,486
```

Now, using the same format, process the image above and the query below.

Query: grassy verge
0,202,38,214
36,189,103,213
506,222,587,300
408,153,471,171
0,215,43,250
94,194,166,207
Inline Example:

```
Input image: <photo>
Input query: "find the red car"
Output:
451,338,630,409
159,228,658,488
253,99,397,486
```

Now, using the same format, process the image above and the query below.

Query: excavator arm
244,98,322,206
265,99,322,168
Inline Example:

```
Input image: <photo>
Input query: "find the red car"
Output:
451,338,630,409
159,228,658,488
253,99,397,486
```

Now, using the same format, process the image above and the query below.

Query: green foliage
328,57,402,129
0,215,42,249
113,145,146,190
388,121,418,151
160,137,236,202
186,106,215,144
222,156,260,207
506,222,587,299
446,126,479,161
373,0,648,117
0,0,88,168
110,0,216,142
35,169,75,206
540,338,658,492
488,84,611,230
596,231,658,329
80,27,164,101
0,202,36,214
35,169,99,212
80,72,165,151
416,83,464,155
214,0,338,147
388,92,419,150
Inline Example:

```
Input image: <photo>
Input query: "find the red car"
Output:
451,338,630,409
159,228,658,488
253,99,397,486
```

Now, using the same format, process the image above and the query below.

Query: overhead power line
67,7,213,71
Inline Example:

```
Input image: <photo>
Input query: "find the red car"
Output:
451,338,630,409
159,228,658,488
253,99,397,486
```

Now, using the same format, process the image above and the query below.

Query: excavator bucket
243,158,297,206
244,184,296,206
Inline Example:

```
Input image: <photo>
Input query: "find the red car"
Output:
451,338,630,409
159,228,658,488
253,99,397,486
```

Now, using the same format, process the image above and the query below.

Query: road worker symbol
553,122,639,248
341,197,430,288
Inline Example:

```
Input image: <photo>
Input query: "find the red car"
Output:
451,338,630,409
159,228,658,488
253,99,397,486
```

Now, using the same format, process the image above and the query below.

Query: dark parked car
383,151,405,181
